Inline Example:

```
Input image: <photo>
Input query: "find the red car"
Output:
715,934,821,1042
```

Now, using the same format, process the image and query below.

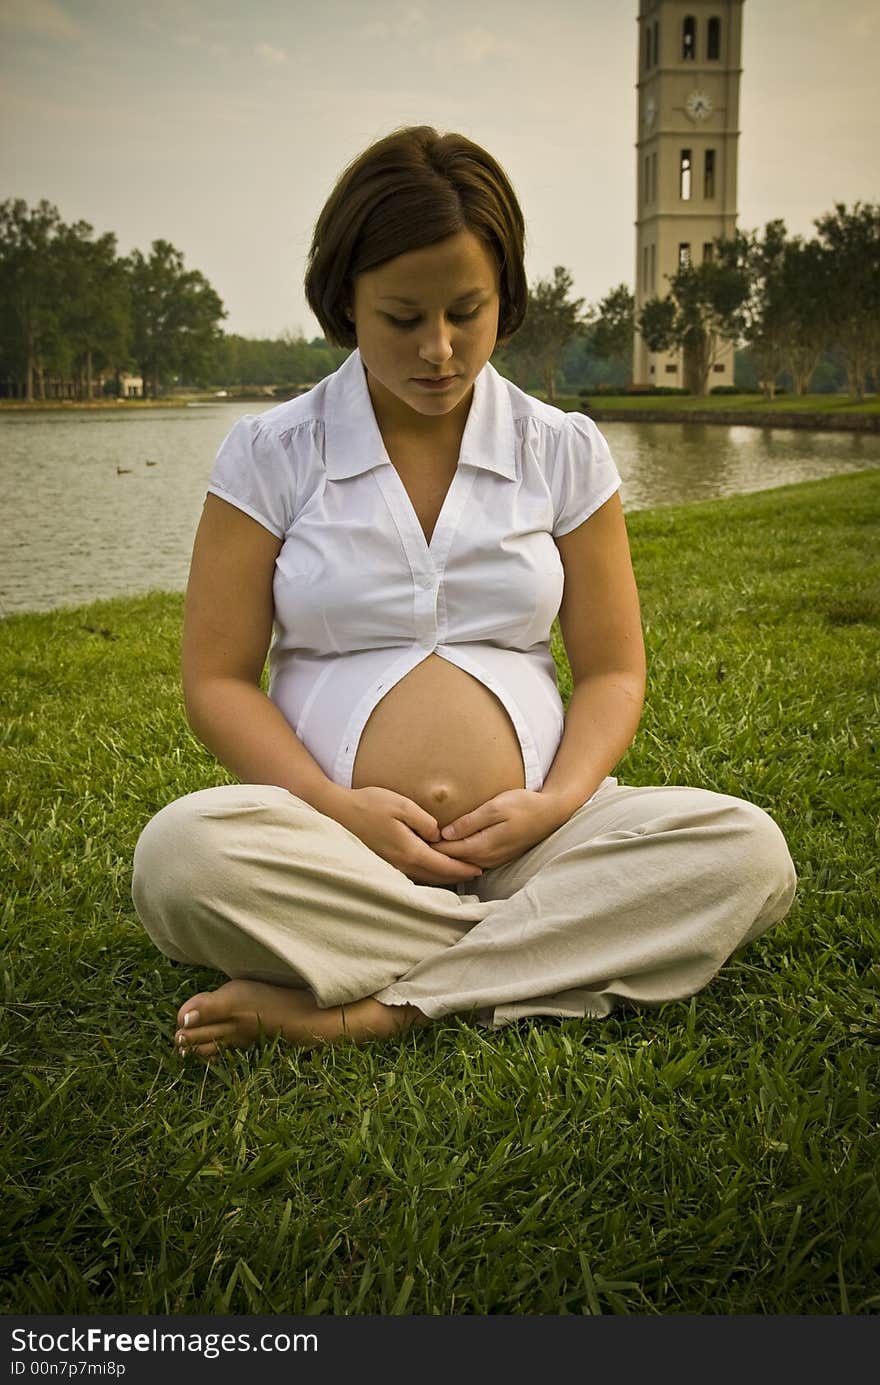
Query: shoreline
0,397,245,412
2,396,879,434
579,406,880,433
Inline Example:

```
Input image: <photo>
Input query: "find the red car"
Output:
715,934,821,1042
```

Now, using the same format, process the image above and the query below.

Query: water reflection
611,419,878,510
1,403,878,615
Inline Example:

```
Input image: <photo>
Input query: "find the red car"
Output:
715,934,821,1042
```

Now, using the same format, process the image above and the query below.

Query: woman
132,125,796,1059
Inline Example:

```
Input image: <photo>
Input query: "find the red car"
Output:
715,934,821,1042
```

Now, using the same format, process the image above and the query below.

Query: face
348,229,501,430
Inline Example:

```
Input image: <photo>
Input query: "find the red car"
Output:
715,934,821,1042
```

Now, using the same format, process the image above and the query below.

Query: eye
384,307,481,329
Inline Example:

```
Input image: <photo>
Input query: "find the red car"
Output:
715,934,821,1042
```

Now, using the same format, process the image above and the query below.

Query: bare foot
174,979,429,1060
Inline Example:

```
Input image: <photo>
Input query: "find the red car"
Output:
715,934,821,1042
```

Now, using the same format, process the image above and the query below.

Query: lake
2,402,879,616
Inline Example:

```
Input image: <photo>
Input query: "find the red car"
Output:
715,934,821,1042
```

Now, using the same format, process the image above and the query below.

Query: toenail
183,1010,199,1028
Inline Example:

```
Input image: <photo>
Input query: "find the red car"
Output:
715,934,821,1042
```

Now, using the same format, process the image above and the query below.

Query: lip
412,375,459,389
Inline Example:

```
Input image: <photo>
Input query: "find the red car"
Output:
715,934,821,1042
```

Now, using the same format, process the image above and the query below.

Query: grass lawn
2,470,878,1315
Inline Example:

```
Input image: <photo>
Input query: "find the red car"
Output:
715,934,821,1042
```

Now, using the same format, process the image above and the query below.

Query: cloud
358,4,425,40
850,7,880,40
458,27,500,64
0,0,81,40
255,42,288,66
176,32,228,57
425,25,520,69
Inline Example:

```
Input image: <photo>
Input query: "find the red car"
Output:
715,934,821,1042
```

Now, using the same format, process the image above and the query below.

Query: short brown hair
304,125,527,349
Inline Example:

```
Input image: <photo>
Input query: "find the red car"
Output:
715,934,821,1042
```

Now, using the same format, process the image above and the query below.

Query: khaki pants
131,779,797,1027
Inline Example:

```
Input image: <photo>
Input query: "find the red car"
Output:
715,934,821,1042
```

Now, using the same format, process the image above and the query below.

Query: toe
177,990,214,1028
176,1020,233,1050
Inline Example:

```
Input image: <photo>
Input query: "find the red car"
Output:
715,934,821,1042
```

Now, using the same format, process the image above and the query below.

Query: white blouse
207,348,622,791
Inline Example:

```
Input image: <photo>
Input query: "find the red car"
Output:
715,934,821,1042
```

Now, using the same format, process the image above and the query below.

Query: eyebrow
378,288,488,306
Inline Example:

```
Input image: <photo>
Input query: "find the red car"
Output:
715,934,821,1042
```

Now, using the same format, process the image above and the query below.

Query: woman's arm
435,491,646,865
182,493,338,808
540,488,646,817
182,494,482,885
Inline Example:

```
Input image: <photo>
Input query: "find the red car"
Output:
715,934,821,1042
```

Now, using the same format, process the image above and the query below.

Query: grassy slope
1,470,878,1315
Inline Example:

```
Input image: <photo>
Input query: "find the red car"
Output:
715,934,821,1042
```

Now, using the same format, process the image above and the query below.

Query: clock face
686,89,713,121
644,96,657,130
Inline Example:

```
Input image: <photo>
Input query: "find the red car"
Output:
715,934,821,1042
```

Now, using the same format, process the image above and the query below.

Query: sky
1,0,878,340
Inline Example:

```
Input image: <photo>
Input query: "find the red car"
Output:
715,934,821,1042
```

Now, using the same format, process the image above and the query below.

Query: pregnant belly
351,654,526,827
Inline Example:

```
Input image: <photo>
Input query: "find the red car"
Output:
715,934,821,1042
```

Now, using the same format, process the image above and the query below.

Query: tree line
500,202,879,401
637,202,880,399
0,200,227,401
1,197,877,403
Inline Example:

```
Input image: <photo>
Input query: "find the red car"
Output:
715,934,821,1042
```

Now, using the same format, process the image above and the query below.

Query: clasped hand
434,788,565,871
340,785,564,885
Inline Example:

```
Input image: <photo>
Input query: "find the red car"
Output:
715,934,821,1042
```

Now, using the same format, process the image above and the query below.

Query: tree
814,201,880,400
637,249,749,395
126,240,226,397
0,199,63,400
778,237,833,395
56,221,130,400
588,283,634,384
734,222,834,397
733,221,788,399
501,266,588,401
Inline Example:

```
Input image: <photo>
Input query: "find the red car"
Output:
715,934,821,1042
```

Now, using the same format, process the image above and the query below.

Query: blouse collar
323,348,517,482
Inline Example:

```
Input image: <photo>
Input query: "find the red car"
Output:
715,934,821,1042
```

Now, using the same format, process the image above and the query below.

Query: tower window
653,20,659,66
651,151,658,202
643,245,650,290
703,242,714,262
708,17,721,60
682,16,696,60
704,149,716,198
644,155,651,203
680,150,692,200
650,242,656,291
645,22,653,69
679,243,691,269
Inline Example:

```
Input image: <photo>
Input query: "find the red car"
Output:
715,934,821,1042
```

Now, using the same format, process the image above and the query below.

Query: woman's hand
335,786,484,887
432,789,568,871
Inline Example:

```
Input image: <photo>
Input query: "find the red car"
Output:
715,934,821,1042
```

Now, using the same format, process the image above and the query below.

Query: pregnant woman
132,125,796,1058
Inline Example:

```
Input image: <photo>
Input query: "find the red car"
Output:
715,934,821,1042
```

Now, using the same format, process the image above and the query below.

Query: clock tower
633,0,744,390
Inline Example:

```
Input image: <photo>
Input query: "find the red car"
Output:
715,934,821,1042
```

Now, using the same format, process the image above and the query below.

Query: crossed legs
131,780,797,1057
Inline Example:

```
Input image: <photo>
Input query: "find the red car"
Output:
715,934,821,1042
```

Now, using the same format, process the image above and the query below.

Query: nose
418,316,455,367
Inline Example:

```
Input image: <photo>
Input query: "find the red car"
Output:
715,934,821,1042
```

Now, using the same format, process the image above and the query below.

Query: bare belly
351,654,526,827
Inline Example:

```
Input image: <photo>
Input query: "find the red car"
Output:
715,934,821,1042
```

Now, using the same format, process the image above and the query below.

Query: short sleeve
206,415,297,539
549,412,622,537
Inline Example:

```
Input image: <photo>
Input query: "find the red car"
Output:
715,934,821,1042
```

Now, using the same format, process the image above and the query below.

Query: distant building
633,0,744,389
0,370,143,401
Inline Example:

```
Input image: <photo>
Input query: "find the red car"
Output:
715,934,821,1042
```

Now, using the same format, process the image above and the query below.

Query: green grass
2,470,879,1315
553,391,880,418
